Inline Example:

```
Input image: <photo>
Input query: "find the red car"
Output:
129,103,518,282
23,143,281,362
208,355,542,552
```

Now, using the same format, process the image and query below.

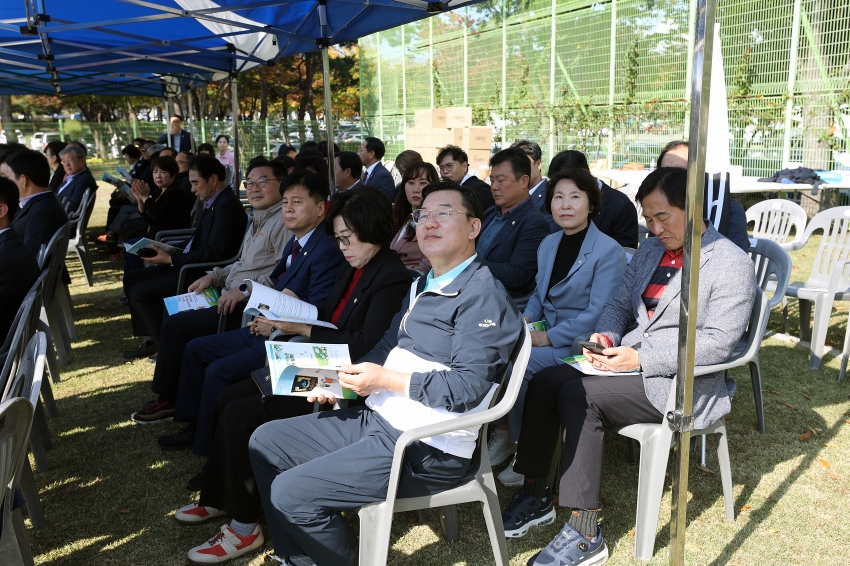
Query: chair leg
480,467,510,566
40,372,58,419
18,461,45,529
41,309,68,366
633,431,672,561
839,313,850,382
78,245,95,287
0,504,25,565
714,427,735,521
11,509,34,566
628,438,639,466
357,503,394,566
415,509,428,523
49,296,73,353
782,296,790,335
749,357,766,433
29,402,50,473
807,296,829,370
37,320,62,383
700,435,707,467
56,284,77,341
439,505,459,543
798,298,811,342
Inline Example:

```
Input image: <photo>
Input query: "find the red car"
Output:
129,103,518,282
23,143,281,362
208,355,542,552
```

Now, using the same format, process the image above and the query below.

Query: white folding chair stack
358,329,531,566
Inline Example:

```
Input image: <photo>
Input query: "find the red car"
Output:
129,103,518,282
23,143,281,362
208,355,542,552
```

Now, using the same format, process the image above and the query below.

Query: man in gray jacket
500,167,756,566
242,180,524,566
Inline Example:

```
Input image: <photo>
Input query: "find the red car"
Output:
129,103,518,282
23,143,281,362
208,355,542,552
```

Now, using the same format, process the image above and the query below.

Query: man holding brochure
153,171,342,457
246,180,523,566
132,158,292,423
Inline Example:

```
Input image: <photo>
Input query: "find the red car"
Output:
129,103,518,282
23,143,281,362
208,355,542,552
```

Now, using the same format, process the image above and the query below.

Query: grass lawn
24,184,850,565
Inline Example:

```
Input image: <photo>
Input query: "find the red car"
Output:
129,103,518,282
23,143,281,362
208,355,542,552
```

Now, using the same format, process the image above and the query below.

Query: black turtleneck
547,225,589,293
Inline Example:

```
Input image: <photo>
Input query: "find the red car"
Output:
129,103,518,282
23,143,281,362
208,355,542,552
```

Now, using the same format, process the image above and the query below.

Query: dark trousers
198,379,316,522
249,407,471,566
514,364,661,509
124,266,179,344
151,303,244,400
173,327,267,457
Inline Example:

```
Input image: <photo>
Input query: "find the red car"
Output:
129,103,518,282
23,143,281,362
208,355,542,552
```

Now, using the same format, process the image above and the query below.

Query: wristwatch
239,282,250,298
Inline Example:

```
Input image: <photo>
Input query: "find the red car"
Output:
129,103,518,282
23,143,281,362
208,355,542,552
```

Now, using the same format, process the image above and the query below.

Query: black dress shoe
186,462,208,491
158,423,196,452
118,295,130,307
122,339,157,360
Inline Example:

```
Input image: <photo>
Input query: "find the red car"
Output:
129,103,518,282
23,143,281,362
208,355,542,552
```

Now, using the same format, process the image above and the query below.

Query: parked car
30,132,45,150
40,132,62,151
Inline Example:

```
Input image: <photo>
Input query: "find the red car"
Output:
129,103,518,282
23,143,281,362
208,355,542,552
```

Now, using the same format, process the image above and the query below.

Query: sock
229,519,257,537
568,508,599,540
523,476,549,500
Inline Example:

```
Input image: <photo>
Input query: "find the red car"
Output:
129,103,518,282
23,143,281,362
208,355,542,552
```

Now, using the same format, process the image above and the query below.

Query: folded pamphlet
261,341,357,399
558,355,641,377
243,280,337,330
124,237,183,256
163,287,220,316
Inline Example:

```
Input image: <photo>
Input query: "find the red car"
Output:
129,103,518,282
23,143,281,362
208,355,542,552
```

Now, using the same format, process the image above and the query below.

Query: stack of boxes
406,107,493,178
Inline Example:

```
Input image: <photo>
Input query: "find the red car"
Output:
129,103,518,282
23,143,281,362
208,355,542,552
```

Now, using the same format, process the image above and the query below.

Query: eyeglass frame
243,177,281,191
411,205,474,225
330,233,353,247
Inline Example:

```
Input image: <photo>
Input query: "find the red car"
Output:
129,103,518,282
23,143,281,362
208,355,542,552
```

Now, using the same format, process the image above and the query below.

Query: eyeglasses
438,162,456,173
243,177,281,191
331,234,352,247
411,205,472,225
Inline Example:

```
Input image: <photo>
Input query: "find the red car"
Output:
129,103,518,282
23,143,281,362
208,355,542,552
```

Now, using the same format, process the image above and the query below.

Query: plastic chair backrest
38,224,69,306
799,207,850,291
745,199,807,249
0,398,34,510
2,333,46,404
72,189,95,240
0,272,46,392
748,239,792,310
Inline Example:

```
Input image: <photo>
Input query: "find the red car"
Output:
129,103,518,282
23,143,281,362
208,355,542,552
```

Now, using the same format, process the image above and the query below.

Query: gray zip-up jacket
359,258,523,413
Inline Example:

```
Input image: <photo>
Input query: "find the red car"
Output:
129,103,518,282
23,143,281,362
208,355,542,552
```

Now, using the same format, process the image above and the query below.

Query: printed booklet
124,237,183,256
243,280,337,329
163,287,220,315
262,341,357,399
558,355,641,377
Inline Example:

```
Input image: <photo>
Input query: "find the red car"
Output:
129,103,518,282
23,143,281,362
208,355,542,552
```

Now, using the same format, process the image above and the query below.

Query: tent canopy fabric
0,0,482,96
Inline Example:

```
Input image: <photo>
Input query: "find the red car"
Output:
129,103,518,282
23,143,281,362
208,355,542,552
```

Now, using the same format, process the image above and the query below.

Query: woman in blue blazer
492,168,627,484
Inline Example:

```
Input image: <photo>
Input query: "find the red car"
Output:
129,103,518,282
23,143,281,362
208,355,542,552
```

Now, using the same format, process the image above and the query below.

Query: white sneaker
487,428,516,466
187,523,264,564
174,502,227,525
498,455,525,487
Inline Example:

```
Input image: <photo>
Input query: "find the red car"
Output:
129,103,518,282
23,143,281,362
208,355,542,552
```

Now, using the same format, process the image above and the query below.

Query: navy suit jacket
592,180,639,248
56,168,97,213
478,197,551,298
172,187,247,269
0,228,40,343
363,162,397,202
269,229,345,308
158,130,195,152
528,178,559,232
11,191,69,257
462,175,496,210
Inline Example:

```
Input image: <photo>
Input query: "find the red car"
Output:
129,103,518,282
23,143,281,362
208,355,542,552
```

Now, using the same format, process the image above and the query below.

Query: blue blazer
523,222,627,359
158,130,195,152
479,197,551,298
529,178,560,233
364,162,397,202
56,168,97,213
269,230,345,308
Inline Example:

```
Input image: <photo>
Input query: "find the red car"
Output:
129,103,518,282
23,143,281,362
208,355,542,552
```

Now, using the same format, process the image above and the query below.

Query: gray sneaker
527,522,608,566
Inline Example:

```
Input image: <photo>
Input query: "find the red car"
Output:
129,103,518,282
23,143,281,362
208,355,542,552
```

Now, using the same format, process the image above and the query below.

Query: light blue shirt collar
424,254,477,292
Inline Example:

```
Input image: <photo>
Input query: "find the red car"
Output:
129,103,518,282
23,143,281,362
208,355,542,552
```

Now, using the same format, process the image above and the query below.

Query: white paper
559,355,641,377
244,280,337,329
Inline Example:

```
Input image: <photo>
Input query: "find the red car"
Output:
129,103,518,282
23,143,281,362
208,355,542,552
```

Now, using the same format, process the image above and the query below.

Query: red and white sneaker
187,524,264,565
174,503,227,525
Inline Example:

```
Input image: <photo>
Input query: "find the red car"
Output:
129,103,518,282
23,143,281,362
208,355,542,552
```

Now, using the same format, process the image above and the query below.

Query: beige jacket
208,200,292,290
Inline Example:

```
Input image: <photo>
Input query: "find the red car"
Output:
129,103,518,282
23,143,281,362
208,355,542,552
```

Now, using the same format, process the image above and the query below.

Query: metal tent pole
321,42,337,193
668,0,715,564
164,95,173,148
186,88,197,153
230,75,240,188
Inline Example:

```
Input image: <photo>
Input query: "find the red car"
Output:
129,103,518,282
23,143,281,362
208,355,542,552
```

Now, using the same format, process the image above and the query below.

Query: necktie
362,170,370,186
291,239,302,264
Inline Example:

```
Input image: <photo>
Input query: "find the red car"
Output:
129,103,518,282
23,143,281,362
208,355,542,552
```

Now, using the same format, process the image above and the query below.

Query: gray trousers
248,406,471,566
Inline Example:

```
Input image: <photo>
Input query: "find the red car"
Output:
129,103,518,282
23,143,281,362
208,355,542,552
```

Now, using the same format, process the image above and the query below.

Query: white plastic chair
66,189,96,287
783,207,850,369
2,333,48,530
38,225,73,365
745,198,807,250
358,329,531,566
0,397,36,566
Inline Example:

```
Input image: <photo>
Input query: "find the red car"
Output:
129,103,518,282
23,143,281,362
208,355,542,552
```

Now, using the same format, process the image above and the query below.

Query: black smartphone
137,247,157,258
578,340,607,354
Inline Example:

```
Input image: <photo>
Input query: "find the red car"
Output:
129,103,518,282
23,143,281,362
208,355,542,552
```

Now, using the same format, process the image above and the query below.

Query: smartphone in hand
578,340,607,355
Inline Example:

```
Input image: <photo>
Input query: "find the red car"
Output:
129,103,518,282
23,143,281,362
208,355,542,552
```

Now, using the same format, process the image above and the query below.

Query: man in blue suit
357,137,396,201
56,145,98,213
477,148,551,298
153,170,344,457
512,140,557,232
158,114,196,153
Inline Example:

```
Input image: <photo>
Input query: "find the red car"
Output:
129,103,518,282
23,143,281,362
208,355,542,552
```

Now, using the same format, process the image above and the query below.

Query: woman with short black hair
170,185,413,565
